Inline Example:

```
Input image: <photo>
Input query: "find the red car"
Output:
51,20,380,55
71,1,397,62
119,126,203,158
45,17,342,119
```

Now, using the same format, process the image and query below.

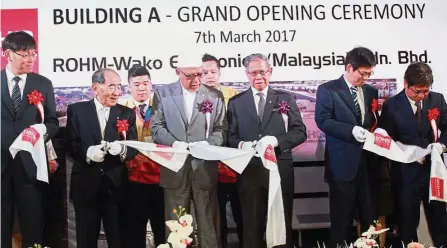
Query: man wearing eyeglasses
378,62,447,247
66,68,138,248
315,47,379,248
150,53,228,248
1,31,59,248
227,53,307,248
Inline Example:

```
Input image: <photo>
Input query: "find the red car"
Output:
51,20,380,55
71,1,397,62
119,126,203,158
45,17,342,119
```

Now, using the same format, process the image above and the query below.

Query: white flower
156,244,171,248
167,232,193,248
179,214,193,228
166,220,183,232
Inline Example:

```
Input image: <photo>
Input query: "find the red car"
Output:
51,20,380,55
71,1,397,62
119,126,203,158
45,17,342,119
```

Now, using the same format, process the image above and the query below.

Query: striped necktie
350,86,361,117
11,76,21,119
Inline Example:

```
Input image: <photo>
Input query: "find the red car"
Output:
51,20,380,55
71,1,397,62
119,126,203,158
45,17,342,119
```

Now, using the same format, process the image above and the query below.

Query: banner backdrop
1,0,447,246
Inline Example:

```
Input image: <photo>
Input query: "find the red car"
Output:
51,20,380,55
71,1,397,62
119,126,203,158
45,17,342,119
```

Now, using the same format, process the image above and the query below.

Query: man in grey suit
150,54,228,247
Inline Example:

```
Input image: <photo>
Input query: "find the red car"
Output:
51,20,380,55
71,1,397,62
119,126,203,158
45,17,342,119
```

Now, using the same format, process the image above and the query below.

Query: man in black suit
315,47,379,248
1,31,59,248
66,68,137,248
378,62,447,247
227,53,307,248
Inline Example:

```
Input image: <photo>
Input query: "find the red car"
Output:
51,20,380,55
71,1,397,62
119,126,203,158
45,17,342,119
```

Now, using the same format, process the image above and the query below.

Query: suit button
100,168,104,175
258,134,262,138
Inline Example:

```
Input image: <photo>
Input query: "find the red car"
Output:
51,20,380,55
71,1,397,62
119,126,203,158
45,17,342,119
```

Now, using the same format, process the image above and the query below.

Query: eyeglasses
357,70,374,78
409,86,430,95
12,51,38,59
247,70,269,77
106,84,122,92
178,69,203,80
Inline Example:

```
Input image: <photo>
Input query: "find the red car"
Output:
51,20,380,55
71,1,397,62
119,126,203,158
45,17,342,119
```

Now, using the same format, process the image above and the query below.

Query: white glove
432,142,445,155
189,141,209,146
30,124,47,135
87,144,107,163
107,141,125,156
239,141,255,150
352,126,367,142
172,141,189,150
258,136,279,147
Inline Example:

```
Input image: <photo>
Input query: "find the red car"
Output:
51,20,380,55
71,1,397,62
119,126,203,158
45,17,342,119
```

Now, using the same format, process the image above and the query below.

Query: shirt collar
94,97,110,111
133,98,150,109
251,86,269,97
180,82,197,96
5,65,27,84
343,75,356,89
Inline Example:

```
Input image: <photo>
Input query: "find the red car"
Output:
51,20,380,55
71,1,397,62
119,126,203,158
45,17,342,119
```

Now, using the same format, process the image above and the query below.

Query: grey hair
92,68,119,84
243,53,271,69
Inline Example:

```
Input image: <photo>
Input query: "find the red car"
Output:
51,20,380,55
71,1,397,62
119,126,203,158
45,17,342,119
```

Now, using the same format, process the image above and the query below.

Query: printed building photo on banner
53,78,397,161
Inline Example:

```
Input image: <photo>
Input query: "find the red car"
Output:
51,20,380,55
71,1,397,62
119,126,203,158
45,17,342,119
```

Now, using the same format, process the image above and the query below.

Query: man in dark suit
227,53,307,248
66,68,137,248
150,54,227,248
378,62,447,247
1,31,59,248
315,47,379,248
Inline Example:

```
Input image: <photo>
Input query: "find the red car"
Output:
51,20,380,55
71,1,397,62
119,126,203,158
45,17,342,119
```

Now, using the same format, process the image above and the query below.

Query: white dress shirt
407,96,422,114
94,97,110,137
344,76,365,123
181,84,197,123
251,86,269,115
5,66,27,99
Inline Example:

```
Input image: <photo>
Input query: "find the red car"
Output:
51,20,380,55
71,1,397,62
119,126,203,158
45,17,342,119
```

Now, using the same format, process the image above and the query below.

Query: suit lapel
396,90,419,134
362,86,371,126
171,82,188,125
242,88,259,125
1,70,14,117
18,74,34,118
421,94,431,138
104,105,120,142
190,87,206,125
85,100,103,144
260,88,278,131
337,77,358,120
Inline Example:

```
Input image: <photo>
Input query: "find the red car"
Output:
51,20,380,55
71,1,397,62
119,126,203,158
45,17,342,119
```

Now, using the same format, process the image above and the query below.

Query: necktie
139,103,147,117
257,92,265,122
100,107,109,138
350,86,361,118
415,101,422,134
11,76,21,119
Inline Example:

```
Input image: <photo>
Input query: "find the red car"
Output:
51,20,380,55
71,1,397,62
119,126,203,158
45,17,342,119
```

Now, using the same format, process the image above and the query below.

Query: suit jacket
150,81,228,189
315,76,379,182
122,98,161,184
378,90,447,184
1,69,59,179
66,100,137,201
227,87,307,193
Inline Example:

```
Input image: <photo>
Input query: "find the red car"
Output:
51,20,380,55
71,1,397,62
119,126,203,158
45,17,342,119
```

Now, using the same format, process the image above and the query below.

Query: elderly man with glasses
65,68,138,248
150,53,228,248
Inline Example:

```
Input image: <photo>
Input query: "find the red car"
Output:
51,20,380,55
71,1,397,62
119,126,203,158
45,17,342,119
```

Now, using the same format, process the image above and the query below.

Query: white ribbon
256,142,287,247
363,128,447,202
205,112,210,139
116,140,285,248
9,127,49,183
281,113,289,133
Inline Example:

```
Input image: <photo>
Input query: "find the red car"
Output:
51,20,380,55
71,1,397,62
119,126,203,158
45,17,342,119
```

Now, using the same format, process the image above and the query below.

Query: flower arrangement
349,220,389,248
157,206,194,248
